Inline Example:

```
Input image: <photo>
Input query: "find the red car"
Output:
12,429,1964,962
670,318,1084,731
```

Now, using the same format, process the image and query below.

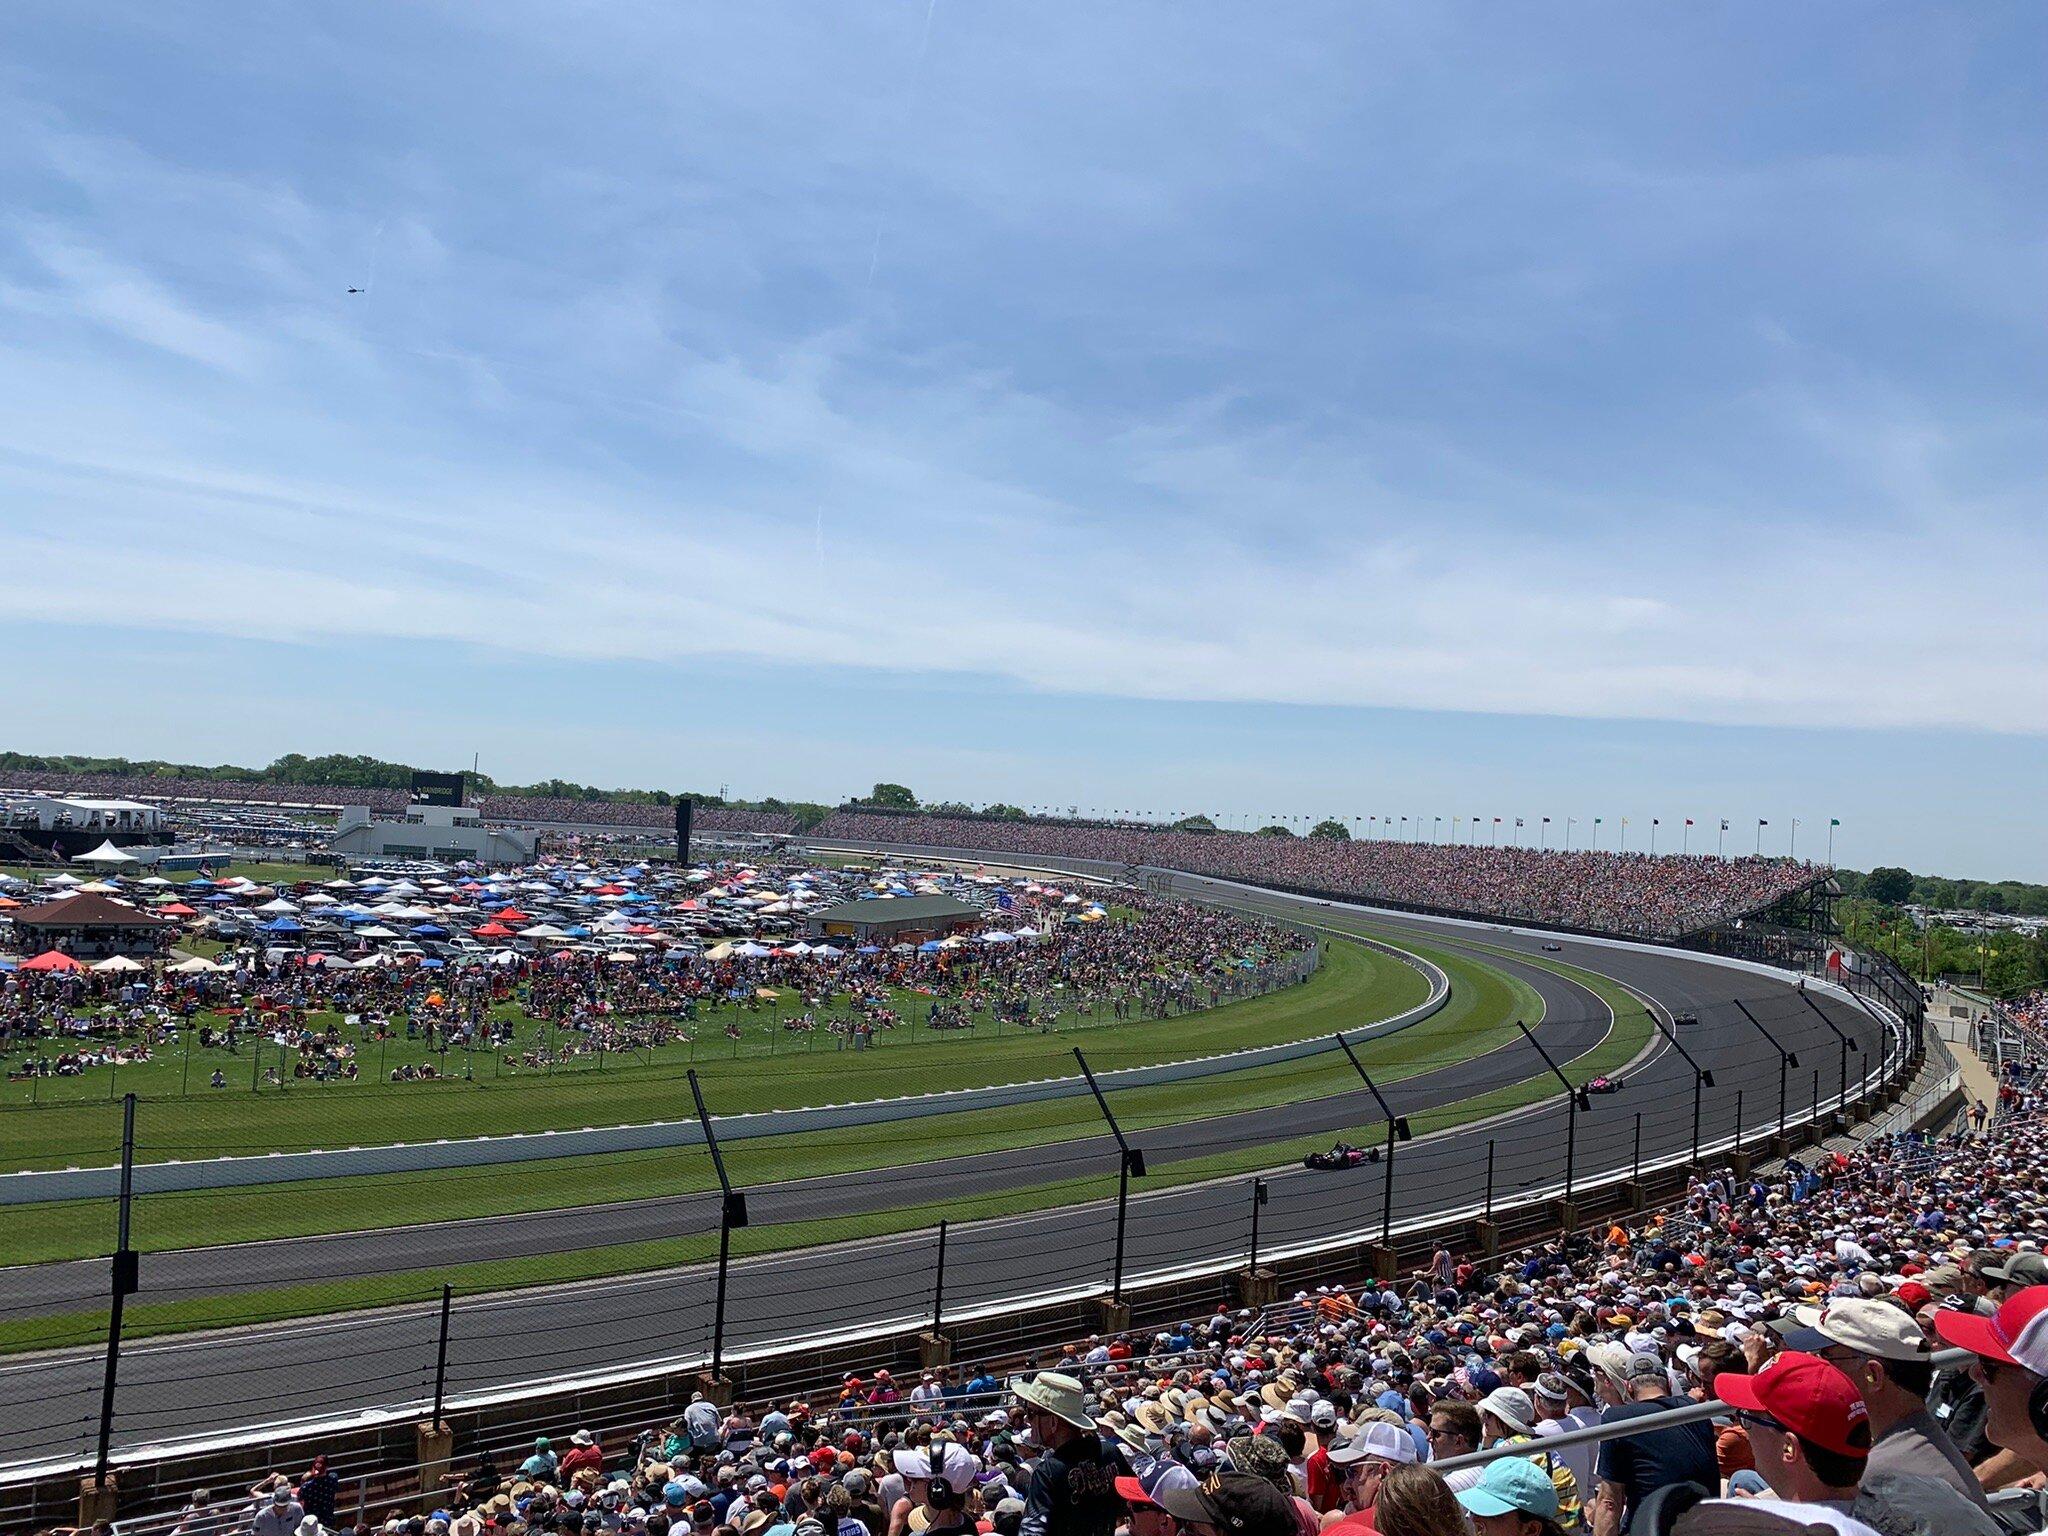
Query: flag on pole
1720,819,1730,831
1759,819,1769,826
1652,818,1659,826
1515,818,1524,827
1542,816,1551,824
1685,818,1694,826
1830,818,1841,827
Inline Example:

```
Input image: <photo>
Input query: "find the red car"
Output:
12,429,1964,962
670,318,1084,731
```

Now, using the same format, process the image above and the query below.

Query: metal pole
1249,1179,1266,1273
932,1220,948,1334
687,1069,747,1380
1731,998,1798,1140
1334,1033,1410,1245
431,1283,453,1428
1649,1013,1714,1164
1512,1020,1589,1204
1632,1112,1642,1184
1072,1049,1144,1303
94,1092,139,1486
1484,1140,1495,1221
1795,990,1860,1113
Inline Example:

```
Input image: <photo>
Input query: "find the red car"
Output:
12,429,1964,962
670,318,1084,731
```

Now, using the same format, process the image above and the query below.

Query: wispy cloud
0,2,2042,741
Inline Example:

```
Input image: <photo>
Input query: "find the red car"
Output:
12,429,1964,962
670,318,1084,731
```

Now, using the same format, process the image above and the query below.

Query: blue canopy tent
262,917,304,934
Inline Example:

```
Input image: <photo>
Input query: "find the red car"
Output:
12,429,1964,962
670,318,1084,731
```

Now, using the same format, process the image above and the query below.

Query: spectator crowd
3,773,1815,941
130,1107,2048,1536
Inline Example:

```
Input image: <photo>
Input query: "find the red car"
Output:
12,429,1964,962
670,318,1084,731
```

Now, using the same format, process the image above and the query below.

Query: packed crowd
1,865,1300,1084
135,1105,2048,1536
814,815,1815,939
4,773,1813,941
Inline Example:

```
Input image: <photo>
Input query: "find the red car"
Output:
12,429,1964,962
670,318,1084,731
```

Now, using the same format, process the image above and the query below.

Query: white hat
1817,1299,1933,1363
1478,1387,1534,1435
1326,1422,1417,1466
1010,1371,1094,1428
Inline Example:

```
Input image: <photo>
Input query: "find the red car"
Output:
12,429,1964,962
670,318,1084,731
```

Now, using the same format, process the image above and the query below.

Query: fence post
1484,1140,1495,1221
687,1069,746,1382
431,1283,453,1428
93,1093,139,1496
931,1220,948,1334
1632,1112,1642,1184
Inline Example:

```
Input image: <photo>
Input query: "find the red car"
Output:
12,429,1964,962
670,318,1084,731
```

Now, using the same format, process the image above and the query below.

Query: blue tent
917,940,943,953
418,957,444,968
856,945,881,954
562,925,592,938
262,917,304,933
411,922,448,937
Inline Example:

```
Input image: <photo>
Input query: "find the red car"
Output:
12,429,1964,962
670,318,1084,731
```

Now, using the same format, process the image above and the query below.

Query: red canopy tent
20,950,86,973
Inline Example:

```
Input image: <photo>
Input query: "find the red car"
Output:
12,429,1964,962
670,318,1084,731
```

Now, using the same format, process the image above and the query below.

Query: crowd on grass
0,863,1300,1086
4,773,1813,940
129,1105,2048,1536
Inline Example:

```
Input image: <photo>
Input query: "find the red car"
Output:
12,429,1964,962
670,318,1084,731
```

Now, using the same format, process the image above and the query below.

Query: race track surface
0,877,1890,1475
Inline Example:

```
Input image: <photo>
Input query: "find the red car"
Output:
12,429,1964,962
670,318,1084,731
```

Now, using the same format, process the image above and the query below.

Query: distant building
0,794,169,861
805,894,982,944
329,802,536,866
3,891,173,959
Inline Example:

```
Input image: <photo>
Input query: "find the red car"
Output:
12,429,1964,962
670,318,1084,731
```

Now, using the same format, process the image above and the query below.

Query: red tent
155,902,198,917
495,908,533,925
20,950,86,973
474,922,513,938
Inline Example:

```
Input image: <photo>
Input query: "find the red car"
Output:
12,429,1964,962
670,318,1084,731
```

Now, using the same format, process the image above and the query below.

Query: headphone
925,1448,962,1511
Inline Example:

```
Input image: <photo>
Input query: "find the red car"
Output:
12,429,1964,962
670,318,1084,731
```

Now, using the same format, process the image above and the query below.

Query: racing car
1541,942,1563,952
1581,1074,1625,1095
1303,1141,1383,1170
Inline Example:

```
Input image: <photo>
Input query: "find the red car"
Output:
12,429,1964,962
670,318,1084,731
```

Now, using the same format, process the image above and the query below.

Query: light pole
687,1069,749,1383
1731,999,1799,1139
1650,1013,1715,1165
1515,1021,1592,1203
1796,989,1861,1113
1335,1032,1411,1244
1074,1048,1146,1302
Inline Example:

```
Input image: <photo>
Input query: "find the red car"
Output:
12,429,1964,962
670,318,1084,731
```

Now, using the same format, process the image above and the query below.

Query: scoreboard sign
410,770,467,808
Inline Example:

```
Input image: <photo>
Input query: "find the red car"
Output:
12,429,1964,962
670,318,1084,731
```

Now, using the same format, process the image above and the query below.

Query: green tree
868,782,918,809
1310,819,1351,840
1863,866,1914,905
984,803,1029,820
1171,814,1218,832
1256,824,1294,837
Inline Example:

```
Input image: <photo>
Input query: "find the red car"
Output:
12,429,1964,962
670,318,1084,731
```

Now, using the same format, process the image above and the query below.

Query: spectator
1714,1351,1997,1536
1805,1299,1987,1505
1012,1372,1123,1536
1591,1357,1715,1536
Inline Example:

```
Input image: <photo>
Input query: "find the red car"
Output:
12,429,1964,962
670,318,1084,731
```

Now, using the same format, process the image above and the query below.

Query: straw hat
1133,1400,1176,1435
1011,1371,1094,1428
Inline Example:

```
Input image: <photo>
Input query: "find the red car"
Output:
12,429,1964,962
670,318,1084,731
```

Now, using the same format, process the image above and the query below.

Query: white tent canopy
91,954,146,972
72,840,140,866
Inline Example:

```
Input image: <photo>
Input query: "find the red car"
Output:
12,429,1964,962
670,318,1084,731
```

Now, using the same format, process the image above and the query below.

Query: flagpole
1790,818,1799,859
1827,819,1836,864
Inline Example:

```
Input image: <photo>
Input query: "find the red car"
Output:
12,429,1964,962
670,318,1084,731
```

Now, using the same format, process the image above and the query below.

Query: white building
329,802,536,866
3,794,162,836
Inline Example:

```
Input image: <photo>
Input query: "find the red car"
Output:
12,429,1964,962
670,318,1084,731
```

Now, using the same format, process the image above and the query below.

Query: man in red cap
1715,1352,1998,1536
1935,1285,2048,1475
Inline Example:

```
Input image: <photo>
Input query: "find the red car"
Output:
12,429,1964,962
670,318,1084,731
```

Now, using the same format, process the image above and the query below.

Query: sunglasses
1735,1411,1786,1436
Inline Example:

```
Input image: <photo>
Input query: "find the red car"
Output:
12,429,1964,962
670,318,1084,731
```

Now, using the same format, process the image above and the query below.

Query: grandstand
0,771,1816,940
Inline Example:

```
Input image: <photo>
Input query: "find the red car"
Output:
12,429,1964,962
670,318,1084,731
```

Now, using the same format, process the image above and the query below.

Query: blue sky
1,4,2043,877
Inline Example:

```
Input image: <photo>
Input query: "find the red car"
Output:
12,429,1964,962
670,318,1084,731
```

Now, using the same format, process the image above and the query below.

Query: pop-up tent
72,841,139,866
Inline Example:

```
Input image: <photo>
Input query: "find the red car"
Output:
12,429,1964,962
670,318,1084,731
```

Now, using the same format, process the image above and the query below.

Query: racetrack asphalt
0,880,1890,1474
